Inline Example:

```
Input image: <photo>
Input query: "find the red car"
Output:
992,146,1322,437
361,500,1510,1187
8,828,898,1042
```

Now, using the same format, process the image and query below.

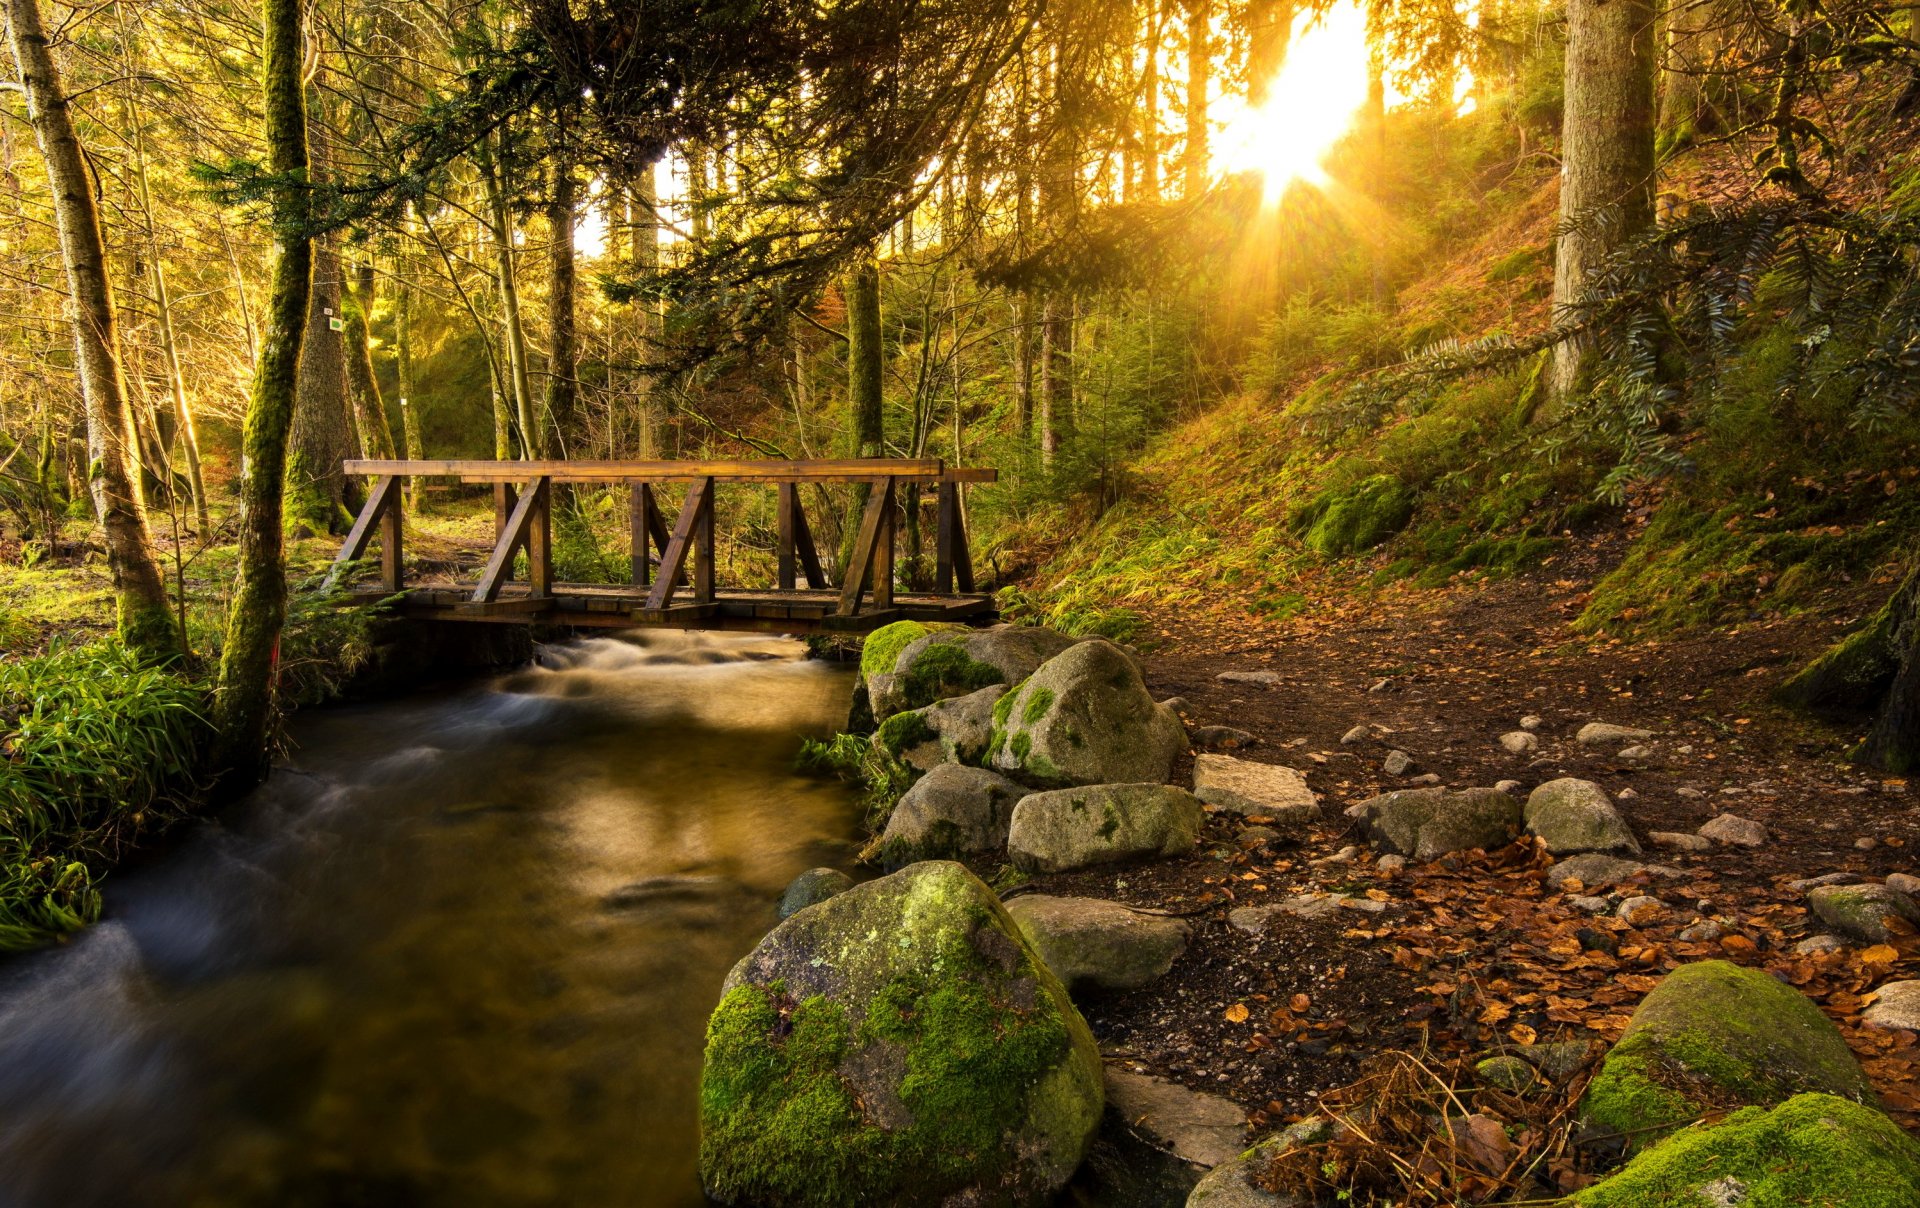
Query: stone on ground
1191,754,1319,826
1573,1094,1920,1208
1524,778,1641,855
1185,1117,1331,1207
1217,670,1281,686
1080,1065,1249,1203
1699,812,1769,847
1004,895,1190,992
920,684,1004,765
1576,722,1654,747
864,622,1076,721
1382,749,1417,776
1520,715,1543,731
1499,730,1538,754
875,764,1027,867
1809,883,1920,943
777,867,854,919
1476,1055,1538,1093
1887,872,1920,896
989,640,1188,788
1796,934,1845,954
1340,724,1369,745
1649,831,1711,852
1191,725,1258,750
1008,784,1205,874
1579,960,1874,1149
1616,744,1652,761
1865,981,1920,1032
699,861,1102,1205
1545,853,1684,891
1352,787,1523,861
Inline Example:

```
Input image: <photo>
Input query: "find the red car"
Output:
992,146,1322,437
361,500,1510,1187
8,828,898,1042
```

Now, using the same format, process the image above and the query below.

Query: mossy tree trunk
848,252,884,458
287,233,355,532
7,0,178,660
1182,0,1209,199
1550,0,1657,399
343,259,397,461
1657,0,1727,155
545,141,577,454
211,0,312,792
1783,567,1920,773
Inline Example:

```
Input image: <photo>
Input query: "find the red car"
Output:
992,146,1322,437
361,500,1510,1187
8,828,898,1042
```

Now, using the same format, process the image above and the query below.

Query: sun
1216,2,1374,198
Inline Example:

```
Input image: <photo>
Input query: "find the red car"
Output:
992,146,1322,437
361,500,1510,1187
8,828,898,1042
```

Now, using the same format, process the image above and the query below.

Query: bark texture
544,151,577,451
287,235,355,531
8,0,177,658
1184,0,1210,198
847,254,884,457
1551,0,1658,398
343,259,396,461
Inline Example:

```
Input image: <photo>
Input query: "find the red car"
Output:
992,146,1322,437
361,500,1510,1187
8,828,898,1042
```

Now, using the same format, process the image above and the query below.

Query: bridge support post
935,479,974,594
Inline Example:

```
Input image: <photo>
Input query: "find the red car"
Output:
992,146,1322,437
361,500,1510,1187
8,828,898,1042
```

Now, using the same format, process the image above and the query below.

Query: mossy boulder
700,861,1104,1206
1524,778,1641,855
988,640,1187,788
864,623,1077,722
1007,784,1205,873
1808,883,1920,943
1580,960,1875,1150
777,868,855,920
1004,895,1191,992
875,765,1027,868
922,685,1005,766
1574,1093,1920,1207
1294,474,1414,557
1353,787,1523,861
872,707,944,773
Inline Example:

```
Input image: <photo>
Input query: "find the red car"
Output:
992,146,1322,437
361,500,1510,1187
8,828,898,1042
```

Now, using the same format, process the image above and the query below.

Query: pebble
1407,773,1442,785
1376,854,1407,873
1576,722,1654,747
1678,919,1723,942
1383,750,1417,776
1335,897,1388,914
1887,873,1920,896
1617,896,1664,925
1617,745,1652,761
1340,724,1370,745
1698,813,1768,847
1217,670,1282,686
1520,715,1543,732
1856,837,1879,851
1787,873,1856,891
1795,934,1845,955
1675,787,1706,799
1863,981,1920,1032
1568,895,1611,914
1309,845,1359,866
1493,779,1523,794
1677,745,1695,755
1499,731,1538,754
1650,831,1712,853
1236,826,1282,850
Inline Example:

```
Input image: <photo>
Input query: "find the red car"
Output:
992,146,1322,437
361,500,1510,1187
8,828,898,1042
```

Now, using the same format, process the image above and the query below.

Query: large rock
1865,980,1920,1032
989,641,1188,788
1524,779,1641,855
864,622,1077,722
1079,1065,1249,1204
1353,787,1523,861
1008,784,1205,874
922,685,1005,766
1004,895,1190,992
1809,883,1920,943
777,868,854,919
1187,1118,1330,1207
875,765,1028,867
1545,853,1684,890
700,861,1103,1205
1573,1094,1920,1207
1580,960,1875,1150
1191,755,1319,827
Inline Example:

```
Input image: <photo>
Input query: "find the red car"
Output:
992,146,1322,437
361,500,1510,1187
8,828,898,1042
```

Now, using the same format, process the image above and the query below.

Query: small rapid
0,632,860,1207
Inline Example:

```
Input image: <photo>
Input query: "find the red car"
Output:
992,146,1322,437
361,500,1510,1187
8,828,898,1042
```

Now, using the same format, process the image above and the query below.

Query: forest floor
997,528,1920,1178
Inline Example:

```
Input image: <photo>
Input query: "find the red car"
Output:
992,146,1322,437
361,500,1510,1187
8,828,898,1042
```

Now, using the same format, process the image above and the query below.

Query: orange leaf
1509,1023,1538,1045
1224,1003,1250,1023
1291,993,1312,1013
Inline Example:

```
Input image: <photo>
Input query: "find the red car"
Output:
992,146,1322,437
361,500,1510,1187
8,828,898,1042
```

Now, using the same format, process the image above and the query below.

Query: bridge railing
326,458,994,620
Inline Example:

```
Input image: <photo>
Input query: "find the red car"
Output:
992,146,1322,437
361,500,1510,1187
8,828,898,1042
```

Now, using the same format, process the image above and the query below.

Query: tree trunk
7,0,177,658
1013,293,1034,435
629,159,661,456
1184,0,1210,198
343,259,396,460
847,253,884,457
545,146,577,454
1657,0,1725,155
1039,295,1073,464
482,133,537,457
1859,581,1920,773
1551,0,1657,398
287,234,356,531
1139,0,1162,202
211,0,312,789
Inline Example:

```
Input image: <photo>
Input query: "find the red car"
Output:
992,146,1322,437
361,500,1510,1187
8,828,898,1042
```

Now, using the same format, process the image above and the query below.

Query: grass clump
796,732,913,830
1294,475,1414,557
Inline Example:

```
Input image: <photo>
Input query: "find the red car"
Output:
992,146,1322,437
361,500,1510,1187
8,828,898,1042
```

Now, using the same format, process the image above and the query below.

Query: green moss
1294,474,1414,557
900,642,1003,712
875,709,933,757
1097,800,1120,840
1021,687,1056,725
993,679,1027,728
860,621,932,680
1010,731,1032,763
1575,1094,1920,1208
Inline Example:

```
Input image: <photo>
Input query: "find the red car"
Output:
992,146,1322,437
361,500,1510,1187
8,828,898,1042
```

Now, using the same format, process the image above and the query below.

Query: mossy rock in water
1580,960,1875,1151
1294,474,1414,557
862,623,1079,723
699,861,1103,1206
988,640,1186,788
1574,1093,1920,1207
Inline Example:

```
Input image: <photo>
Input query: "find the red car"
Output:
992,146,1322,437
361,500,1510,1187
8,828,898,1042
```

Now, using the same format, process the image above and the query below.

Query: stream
0,632,861,1207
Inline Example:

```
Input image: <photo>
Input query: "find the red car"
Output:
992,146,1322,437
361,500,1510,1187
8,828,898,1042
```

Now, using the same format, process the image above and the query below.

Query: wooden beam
837,477,894,616
777,482,797,591
380,485,403,593
347,457,944,481
936,479,957,594
472,477,548,603
630,484,653,587
694,477,715,604
645,477,713,611
791,491,828,589
325,474,400,590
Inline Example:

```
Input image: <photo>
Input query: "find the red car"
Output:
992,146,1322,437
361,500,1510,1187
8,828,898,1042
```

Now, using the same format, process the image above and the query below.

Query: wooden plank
631,602,720,624
325,474,400,589
456,597,551,616
694,478,715,604
872,479,894,611
792,488,828,589
347,458,943,481
472,478,546,603
645,477,712,611
776,482,797,591
630,484,652,587
380,484,404,593
837,477,894,617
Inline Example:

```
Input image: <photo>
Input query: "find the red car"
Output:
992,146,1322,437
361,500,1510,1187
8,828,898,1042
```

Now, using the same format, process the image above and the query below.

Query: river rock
1008,784,1205,874
1887,873,1920,896
1808,883,1920,943
1649,831,1711,853
1500,731,1538,754
921,684,1005,765
1573,1094,1920,1207
1079,1065,1249,1204
1191,755,1319,827
1524,778,1641,855
864,621,1077,721
1545,853,1684,891
700,861,1103,1204
1004,895,1190,992
1340,724,1370,745
875,765,1027,867
1352,787,1523,861
1476,1055,1539,1093
1865,981,1920,1032
1576,722,1654,747
1579,960,1874,1150
1699,812,1768,847
1795,934,1846,955
1186,1117,1329,1207
1192,725,1259,750
776,868,854,919
989,640,1187,788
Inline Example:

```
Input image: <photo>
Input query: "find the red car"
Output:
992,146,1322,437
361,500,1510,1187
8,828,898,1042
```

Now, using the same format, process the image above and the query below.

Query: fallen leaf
1224,1003,1250,1023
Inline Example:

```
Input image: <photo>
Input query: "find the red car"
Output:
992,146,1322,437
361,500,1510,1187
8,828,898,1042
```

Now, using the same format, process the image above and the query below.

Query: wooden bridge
327,458,997,633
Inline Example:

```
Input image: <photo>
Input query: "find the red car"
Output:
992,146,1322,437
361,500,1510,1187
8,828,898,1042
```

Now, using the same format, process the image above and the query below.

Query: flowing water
0,632,860,1207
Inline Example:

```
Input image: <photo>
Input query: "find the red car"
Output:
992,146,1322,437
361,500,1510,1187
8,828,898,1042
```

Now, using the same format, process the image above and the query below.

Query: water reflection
0,632,858,1207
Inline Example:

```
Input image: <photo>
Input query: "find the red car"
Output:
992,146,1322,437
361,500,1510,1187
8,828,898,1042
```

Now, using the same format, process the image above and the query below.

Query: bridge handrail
341,458,997,484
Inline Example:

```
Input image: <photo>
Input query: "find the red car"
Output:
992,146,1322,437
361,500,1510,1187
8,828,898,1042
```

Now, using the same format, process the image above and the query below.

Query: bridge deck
352,583,996,633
